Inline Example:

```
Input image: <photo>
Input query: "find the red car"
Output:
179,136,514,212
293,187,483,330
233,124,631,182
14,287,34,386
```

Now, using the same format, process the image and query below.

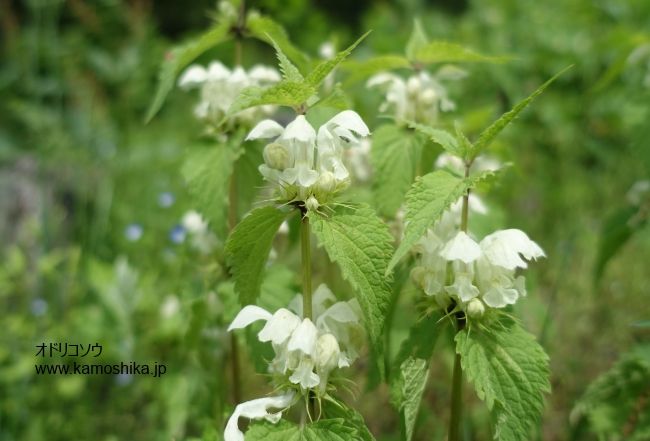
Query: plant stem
448,161,471,441
230,333,241,403
300,213,313,320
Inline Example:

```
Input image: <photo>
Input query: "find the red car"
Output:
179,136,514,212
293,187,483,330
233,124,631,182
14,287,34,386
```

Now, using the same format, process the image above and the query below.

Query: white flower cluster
412,228,545,317
367,66,465,124
247,111,370,209
225,284,363,441
178,61,280,125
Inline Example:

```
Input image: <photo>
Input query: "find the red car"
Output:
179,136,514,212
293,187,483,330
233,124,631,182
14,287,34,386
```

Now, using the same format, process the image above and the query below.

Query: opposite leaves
310,206,394,371
225,206,289,305
456,319,551,441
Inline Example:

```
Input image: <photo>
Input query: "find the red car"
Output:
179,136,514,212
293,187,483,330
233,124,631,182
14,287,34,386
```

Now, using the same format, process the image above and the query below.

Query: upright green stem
228,175,241,405
300,213,313,320
448,161,471,441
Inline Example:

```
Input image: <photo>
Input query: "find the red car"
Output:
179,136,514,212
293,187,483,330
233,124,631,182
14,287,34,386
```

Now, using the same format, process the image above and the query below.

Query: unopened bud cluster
247,111,370,210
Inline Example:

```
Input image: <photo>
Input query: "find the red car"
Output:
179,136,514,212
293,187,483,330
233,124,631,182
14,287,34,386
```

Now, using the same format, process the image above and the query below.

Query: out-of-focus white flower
247,111,370,209
626,180,650,205
182,210,208,234
180,210,219,254
367,68,464,124
344,137,372,182
435,152,501,175
228,284,363,394
160,295,180,318
178,61,280,125
224,392,295,441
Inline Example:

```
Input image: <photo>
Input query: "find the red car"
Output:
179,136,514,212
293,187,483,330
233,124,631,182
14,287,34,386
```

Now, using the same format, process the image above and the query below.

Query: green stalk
448,161,471,441
301,214,313,320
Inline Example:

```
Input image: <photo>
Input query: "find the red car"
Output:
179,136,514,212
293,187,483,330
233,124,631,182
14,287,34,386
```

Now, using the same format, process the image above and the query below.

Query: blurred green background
1,0,649,440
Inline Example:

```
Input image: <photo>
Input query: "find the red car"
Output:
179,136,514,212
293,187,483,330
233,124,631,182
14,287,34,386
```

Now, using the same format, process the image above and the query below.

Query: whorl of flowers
247,111,370,210
178,61,280,126
366,66,465,124
225,284,363,441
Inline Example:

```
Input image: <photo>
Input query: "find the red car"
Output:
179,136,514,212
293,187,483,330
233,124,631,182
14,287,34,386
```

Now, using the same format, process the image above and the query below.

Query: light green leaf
407,121,463,157
227,81,316,115
414,41,507,65
305,31,372,88
470,66,572,159
395,357,429,441
233,141,265,219
310,205,394,369
371,124,424,218
181,137,239,238
225,206,289,305
387,169,498,273
245,419,358,441
322,400,376,441
310,84,352,111
246,14,310,72
145,21,231,123
342,55,412,85
456,319,551,441
572,344,650,440
268,37,303,82
405,20,429,62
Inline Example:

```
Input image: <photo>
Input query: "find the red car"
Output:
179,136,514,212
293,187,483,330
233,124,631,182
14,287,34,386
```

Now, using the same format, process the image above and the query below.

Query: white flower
247,112,369,206
182,210,208,234
480,229,545,270
178,61,280,125
180,210,219,254
224,392,294,441
439,231,481,263
367,68,462,124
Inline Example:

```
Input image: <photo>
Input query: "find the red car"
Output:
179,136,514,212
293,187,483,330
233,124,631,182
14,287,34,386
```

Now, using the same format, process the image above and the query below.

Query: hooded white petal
228,305,273,331
249,65,282,83
258,308,302,345
247,119,285,140
178,65,208,89
288,358,320,389
207,61,230,80
483,286,519,308
480,229,545,270
224,392,294,441
282,115,316,143
325,110,370,137
440,231,481,263
287,318,318,355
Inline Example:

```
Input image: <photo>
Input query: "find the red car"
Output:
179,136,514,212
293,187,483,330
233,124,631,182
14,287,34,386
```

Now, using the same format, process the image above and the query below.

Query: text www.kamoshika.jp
35,361,167,377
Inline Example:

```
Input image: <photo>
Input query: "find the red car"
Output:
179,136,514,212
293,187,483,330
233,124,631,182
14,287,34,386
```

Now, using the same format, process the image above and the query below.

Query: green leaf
322,400,376,441
389,314,441,441
407,121,463,157
233,142,265,219
456,319,551,441
225,206,289,305
371,124,424,218
594,205,646,282
387,169,498,273
413,41,507,65
145,21,231,123
342,55,411,85
305,31,372,88
268,37,303,82
227,81,316,115
310,205,394,371
246,15,310,72
572,344,650,441
181,138,239,238
405,20,429,62
246,419,358,441
470,66,572,159
310,84,352,111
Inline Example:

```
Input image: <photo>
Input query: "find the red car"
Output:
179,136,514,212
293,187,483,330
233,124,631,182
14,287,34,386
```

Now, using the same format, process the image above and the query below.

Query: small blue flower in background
125,223,143,241
158,192,175,208
116,372,133,387
169,225,186,244
31,298,48,316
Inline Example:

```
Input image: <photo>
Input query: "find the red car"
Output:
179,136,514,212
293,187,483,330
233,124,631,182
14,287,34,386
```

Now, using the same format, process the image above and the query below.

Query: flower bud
467,298,486,318
305,195,319,212
407,76,421,95
263,142,291,170
315,171,337,195
420,88,437,105
315,333,340,373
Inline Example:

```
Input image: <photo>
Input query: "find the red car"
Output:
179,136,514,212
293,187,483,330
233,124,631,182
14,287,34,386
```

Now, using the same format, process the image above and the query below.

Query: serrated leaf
225,206,289,305
342,55,412,85
305,31,372,88
414,41,507,65
470,66,572,159
310,84,352,111
572,345,650,441
323,400,376,441
309,205,394,371
227,81,316,115
246,15,310,72
405,20,429,62
408,121,463,157
145,21,231,123
456,319,551,441
234,141,265,219
268,36,303,82
246,419,357,441
371,124,424,218
181,138,239,238
387,169,498,273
